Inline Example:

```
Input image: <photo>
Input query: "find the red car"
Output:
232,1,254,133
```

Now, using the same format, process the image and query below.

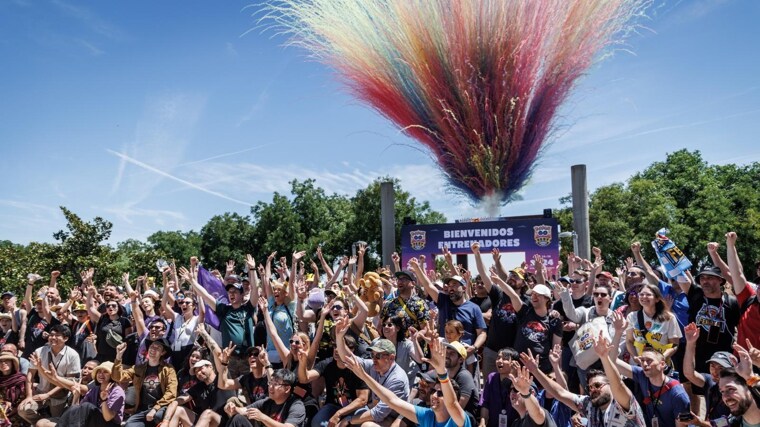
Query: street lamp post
559,231,578,255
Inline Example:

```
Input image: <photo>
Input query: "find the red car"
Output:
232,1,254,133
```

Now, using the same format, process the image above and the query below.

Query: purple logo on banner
197,266,228,329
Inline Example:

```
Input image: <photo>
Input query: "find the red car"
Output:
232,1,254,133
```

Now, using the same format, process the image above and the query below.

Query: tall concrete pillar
571,165,591,260
380,181,396,267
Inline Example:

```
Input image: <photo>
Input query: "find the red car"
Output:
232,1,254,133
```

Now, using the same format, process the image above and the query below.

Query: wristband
437,372,448,380
439,377,450,384
519,392,532,399
265,365,272,369
748,374,760,387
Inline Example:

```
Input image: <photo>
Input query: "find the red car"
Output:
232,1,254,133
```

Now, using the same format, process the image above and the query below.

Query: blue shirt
657,280,689,333
436,296,487,345
632,366,690,427
415,405,472,427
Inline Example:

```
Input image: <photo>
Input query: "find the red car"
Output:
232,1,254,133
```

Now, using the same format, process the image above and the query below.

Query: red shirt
737,285,760,350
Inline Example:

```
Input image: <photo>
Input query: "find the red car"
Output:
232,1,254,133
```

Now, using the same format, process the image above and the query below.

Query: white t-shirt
170,314,199,351
34,344,81,401
626,310,682,355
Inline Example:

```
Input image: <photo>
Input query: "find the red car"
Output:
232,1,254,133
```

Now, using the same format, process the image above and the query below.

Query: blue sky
1,0,758,245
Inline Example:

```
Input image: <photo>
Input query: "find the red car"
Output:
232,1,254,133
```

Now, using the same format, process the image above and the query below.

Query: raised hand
226,260,236,274
296,283,309,301
421,331,446,372
246,254,256,269
611,310,627,332
293,250,307,261
471,241,480,254
220,342,236,365
548,344,562,366
258,297,269,314
532,254,544,271
630,242,641,253
733,343,753,380
492,248,501,262
745,339,760,367
357,243,366,257
707,242,720,253
116,342,127,360
519,349,539,373
334,315,350,338
592,330,613,358
391,252,400,263
592,246,602,258
726,232,738,245
509,365,535,396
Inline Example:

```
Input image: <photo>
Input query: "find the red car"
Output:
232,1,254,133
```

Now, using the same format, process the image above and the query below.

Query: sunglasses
592,292,609,298
106,304,119,309
626,272,641,277
289,339,302,345
331,305,344,310
179,301,193,305
371,353,387,360
383,323,395,328
433,389,444,397
587,382,608,390
149,325,165,330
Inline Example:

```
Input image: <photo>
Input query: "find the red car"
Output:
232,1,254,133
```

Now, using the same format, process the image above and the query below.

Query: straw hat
0,352,20,372
92,361,115,378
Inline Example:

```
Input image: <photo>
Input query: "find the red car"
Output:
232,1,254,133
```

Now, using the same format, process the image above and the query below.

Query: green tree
147,230,202,264
199,213,256,271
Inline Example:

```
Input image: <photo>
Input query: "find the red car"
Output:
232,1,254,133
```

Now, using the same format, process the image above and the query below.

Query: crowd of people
2,232,760,427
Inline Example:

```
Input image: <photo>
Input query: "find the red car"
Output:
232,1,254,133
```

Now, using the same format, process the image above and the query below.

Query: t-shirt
187,379,237,414
314,357,367,407
687,287,739,371
656,280,689,331
96,316,131,362
486,287,527,351
626,310,682,357
357,358,410,422
470,295,492,315
216,299,257,355
452,365,479,417
511,408,556,427
82,383,126,425
631,366,690,427
249,395,306,427
414,405,472,427
436,297,487,346
736,285,760,353
140,365,164,411
266,297,297,363
381,294,430,333
574,394,645,427
238,372,269,404
22,309,60,358
513,306,562,372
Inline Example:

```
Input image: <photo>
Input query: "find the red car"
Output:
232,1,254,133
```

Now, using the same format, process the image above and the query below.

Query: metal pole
571,165,590,260
380,181,396,267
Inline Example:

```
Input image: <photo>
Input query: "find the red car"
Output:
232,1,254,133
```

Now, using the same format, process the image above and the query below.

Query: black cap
695,265,725,284
1,292,14,299
146,337,172,355
416,371,437,383
395,270,417,282
225,282,244,292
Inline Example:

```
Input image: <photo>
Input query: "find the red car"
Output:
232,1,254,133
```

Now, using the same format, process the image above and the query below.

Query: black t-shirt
249,395,306,427
552,294,593,345
238,372,269,404
511,408,557,427
452,365,479,417
513,305,562,372
188,379,237,413
22,308,60,358
486,286,528,351
687,286,739,370
288,360,312,400
314,357,367,407
95,315,131,362
140,365,164,410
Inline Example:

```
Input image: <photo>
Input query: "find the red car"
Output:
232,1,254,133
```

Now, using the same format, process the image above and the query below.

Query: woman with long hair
379,315,421,386
0,352,25,427
625,283,682,362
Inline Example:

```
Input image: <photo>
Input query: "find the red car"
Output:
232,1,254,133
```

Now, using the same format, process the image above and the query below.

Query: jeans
312,403,341,427
124,407,167,427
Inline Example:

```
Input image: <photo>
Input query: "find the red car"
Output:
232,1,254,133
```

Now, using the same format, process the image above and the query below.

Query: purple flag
197,266,228,329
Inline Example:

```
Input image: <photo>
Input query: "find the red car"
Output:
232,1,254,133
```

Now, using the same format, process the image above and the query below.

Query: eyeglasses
433,389,444,397
269,382,289,388
592,293,609,298
371,353,387,360
149,325,165,330
587,382,608,390
626,272,641,277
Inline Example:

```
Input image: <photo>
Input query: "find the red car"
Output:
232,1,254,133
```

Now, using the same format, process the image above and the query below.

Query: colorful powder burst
260,0,651,205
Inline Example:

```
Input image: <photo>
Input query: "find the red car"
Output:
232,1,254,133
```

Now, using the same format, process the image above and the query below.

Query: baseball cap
707,351,738,369
695,265,725,284
596,271,613,280
225,282,244,292
444,276,466,287
190,359,213,375
509,268,526,280
532,284,552,298
1,292,14,299
417,371,437,383
395,270,417,282
368,339,396,355
444,341,467,359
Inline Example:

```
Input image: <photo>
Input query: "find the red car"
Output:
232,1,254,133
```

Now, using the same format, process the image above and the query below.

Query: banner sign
401,217,560,275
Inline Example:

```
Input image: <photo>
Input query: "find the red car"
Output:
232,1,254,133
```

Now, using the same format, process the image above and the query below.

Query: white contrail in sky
176,144,274,167
107,149,254,207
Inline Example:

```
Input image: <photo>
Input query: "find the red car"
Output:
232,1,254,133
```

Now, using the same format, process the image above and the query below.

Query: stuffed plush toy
359,271,384,317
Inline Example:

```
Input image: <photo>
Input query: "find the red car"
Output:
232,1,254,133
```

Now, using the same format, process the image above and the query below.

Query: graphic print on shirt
522,321,547,342
143,373,160,395
496,302,517,323
694,302,726,332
